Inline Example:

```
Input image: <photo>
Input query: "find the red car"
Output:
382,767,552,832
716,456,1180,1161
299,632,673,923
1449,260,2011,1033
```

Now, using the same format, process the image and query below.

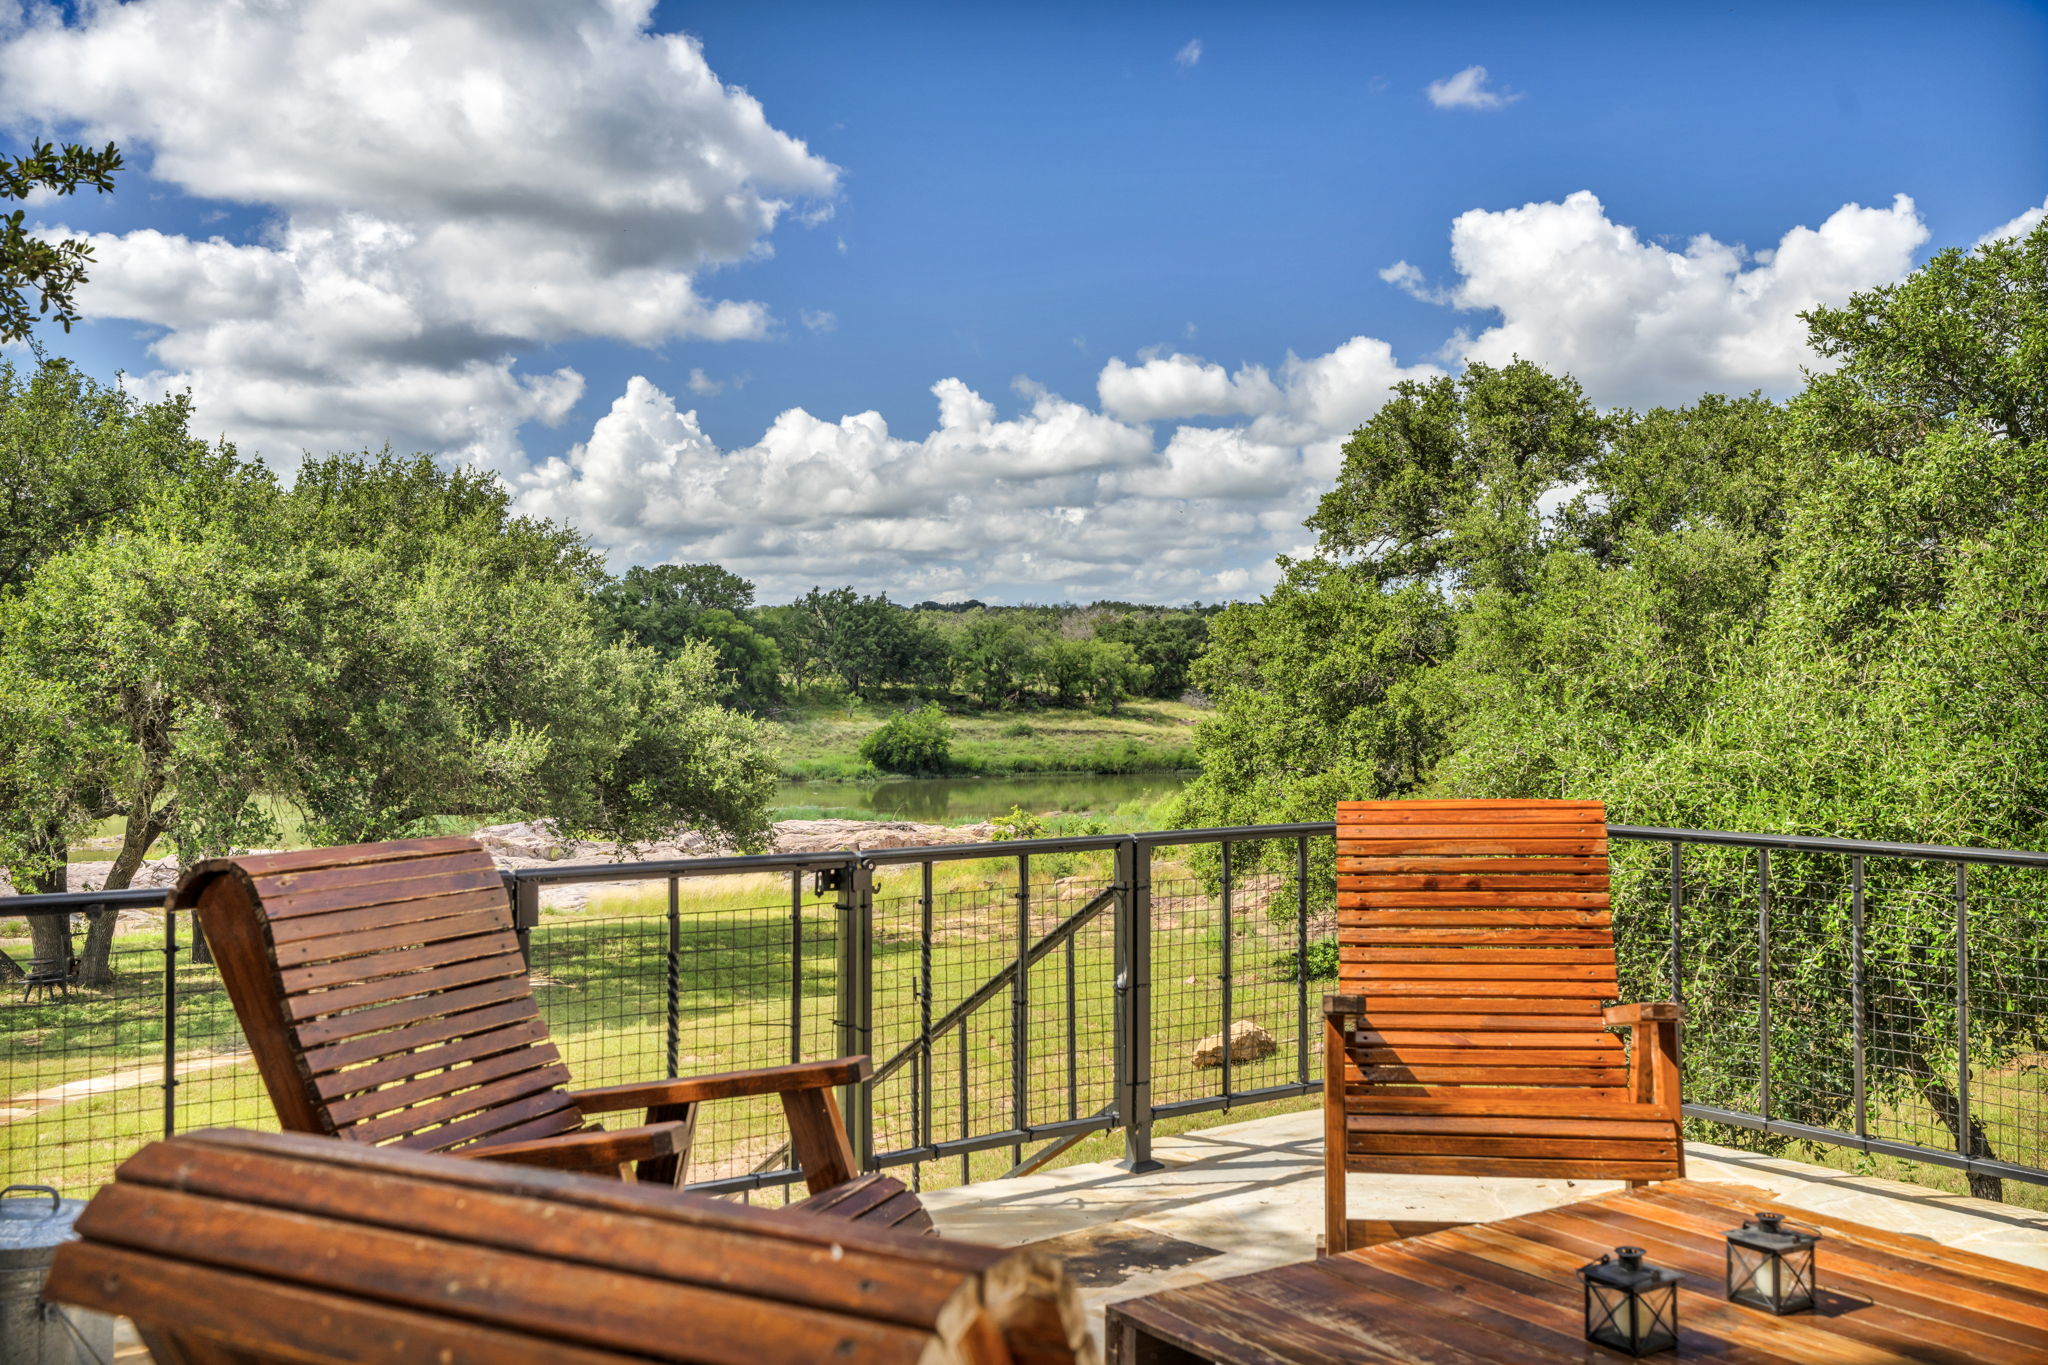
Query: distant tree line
593,568,1215,714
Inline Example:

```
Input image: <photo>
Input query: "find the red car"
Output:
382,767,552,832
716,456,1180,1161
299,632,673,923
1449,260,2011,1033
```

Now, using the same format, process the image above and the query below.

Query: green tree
0,139,123,342
858,703,954,774
1095,610,1209,698
0,441,777,983
1182,226,2048,1198
594,564,781,710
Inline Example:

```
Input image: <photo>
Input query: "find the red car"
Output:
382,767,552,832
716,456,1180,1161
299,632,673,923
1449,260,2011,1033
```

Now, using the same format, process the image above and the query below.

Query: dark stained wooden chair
170,837,929,1232
47,1128,1096,1365
1321,799,1684,1253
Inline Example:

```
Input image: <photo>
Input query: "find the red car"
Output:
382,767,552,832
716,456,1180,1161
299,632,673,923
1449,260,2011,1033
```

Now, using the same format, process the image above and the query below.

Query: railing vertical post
1851,854,1867,1141
1064,933,1078,1123
664,876,681,1078
918,859,934,1183
1668,842,1684,1006
1114,838,1159,1172
161,906,180,1138
1758,848,1772,1123
833,856,874,1170
790,872,804,1066
1219,840,1234,1107
507,874,539,969
1296,836,1310,1088
1012,853,1030,1169
1956,862,1971,1162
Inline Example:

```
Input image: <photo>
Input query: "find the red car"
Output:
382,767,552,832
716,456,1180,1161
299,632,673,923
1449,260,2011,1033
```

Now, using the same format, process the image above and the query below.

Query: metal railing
5,822,2047,1202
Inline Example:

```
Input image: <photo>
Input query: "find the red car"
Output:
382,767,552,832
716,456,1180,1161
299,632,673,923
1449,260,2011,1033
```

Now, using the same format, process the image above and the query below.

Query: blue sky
5,0,2045,602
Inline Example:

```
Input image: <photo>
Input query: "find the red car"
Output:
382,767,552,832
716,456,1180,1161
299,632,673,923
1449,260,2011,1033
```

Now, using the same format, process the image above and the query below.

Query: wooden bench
47,1128,1095,1365
170,837,930,1231
1323,799,1684,1252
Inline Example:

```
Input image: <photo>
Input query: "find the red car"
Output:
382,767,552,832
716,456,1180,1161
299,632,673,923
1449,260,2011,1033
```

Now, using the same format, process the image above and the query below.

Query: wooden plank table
1106,1178,2048,1364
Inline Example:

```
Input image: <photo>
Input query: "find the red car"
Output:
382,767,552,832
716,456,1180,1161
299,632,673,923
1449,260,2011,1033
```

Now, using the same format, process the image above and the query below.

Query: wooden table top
1106,1178,2048,1364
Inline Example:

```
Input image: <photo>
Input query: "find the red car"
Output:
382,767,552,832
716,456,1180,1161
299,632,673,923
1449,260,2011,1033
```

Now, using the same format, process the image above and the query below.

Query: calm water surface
769,771,1189,823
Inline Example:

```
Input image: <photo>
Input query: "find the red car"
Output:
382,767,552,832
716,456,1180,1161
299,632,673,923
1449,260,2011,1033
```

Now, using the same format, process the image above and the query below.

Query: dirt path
0,1050,250,1123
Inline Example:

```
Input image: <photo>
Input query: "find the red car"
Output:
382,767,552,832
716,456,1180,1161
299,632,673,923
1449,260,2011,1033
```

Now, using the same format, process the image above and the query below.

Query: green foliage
1181,225,2048,1196
0,139,123,342
1285,937,1340,981
593,564,781,711
989,804,1046,840
0,418,777,953
857,702,955,774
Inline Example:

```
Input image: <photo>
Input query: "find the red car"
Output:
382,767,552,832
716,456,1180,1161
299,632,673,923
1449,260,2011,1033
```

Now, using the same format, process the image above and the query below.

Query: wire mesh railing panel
1857,869,1966,1158
1657,842,1768,1119
169,922,275,1151
2,910,184,1195
1963,867,2048,1173
524,875,840,1200
14,824,2048,1207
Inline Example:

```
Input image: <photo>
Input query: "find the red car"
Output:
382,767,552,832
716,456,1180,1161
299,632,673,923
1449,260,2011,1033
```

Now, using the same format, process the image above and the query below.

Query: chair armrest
1322,993,1366,1018
468,1122,685,1173
569,1056,872,1115
1604,1002,1684,1026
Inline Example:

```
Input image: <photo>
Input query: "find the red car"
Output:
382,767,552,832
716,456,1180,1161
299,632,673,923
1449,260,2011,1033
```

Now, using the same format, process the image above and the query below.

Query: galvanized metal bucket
0,1185,113,1365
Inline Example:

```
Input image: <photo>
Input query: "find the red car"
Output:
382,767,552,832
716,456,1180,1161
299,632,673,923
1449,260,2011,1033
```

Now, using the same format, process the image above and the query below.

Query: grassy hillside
769,698,1203,780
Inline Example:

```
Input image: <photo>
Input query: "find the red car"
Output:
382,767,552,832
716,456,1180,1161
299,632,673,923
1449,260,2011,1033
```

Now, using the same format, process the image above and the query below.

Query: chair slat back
171,838,585,1154
1337,799,1619,1087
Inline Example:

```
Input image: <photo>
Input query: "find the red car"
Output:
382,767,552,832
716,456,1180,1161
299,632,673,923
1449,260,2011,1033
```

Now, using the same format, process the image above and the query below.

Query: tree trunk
76,907,122,988
77,804,174,986
22,819,75,978
1903,1047,2004,1202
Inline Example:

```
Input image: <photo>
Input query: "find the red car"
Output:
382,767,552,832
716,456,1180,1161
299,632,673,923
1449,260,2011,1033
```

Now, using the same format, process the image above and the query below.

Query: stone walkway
922,1108,2048,1346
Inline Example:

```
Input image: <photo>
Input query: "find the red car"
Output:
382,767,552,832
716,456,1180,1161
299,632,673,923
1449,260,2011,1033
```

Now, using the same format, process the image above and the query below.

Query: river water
768,770,1190,823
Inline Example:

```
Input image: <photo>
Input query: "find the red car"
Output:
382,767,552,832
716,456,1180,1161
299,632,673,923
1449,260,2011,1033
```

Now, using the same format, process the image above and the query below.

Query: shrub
857,703,954,774
1286,937,1341,981
989,804,1046,841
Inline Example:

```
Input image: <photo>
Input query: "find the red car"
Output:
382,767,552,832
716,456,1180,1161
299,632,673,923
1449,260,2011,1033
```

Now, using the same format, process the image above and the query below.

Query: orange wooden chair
170,837,926,1230
48,1128,1093,1365
1321,799,1683,1252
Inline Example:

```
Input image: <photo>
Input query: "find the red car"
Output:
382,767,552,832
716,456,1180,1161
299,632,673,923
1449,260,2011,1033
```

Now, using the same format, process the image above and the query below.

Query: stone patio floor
923,1108,2048,1353
107,1108,2048,1360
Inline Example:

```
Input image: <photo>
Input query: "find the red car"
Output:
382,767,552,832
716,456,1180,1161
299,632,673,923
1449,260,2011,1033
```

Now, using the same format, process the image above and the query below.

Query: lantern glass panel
1725,1212,1819,1315
1580,1248,1681,1356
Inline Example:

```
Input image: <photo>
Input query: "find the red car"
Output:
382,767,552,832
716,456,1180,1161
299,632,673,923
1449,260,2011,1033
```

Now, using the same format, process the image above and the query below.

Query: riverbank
766,697,1203,780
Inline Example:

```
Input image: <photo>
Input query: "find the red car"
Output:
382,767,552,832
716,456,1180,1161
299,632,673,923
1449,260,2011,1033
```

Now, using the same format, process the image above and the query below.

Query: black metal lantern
1578,1245,1681,1356
1725,1211,1820,1314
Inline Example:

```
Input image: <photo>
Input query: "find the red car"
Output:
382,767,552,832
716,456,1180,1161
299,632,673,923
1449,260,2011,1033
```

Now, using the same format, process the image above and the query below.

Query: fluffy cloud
0,0,835,465
519,331,1442,600
518,188,1965,600
1427,65,1519,111
1979,195,2048,247
1176,39,1202,69
1390,190,1929,407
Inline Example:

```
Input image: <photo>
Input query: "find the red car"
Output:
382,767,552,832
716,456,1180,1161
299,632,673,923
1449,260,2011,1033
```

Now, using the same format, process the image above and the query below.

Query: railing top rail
506,849,860,885
8,821,2046,915
1130,821,1337,848
1609,824,2048,869
2,886,169,915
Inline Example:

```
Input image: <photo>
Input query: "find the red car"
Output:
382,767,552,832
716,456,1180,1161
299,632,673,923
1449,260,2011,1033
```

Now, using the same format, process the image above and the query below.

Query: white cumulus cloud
1978,195,2048,247
1176,39,1202,68
1416,190,1929,407
0,0,837,467
1427,65,1519,111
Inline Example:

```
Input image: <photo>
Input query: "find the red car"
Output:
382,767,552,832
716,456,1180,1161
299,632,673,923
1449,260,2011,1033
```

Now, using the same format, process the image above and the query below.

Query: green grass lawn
769,698,1204,780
